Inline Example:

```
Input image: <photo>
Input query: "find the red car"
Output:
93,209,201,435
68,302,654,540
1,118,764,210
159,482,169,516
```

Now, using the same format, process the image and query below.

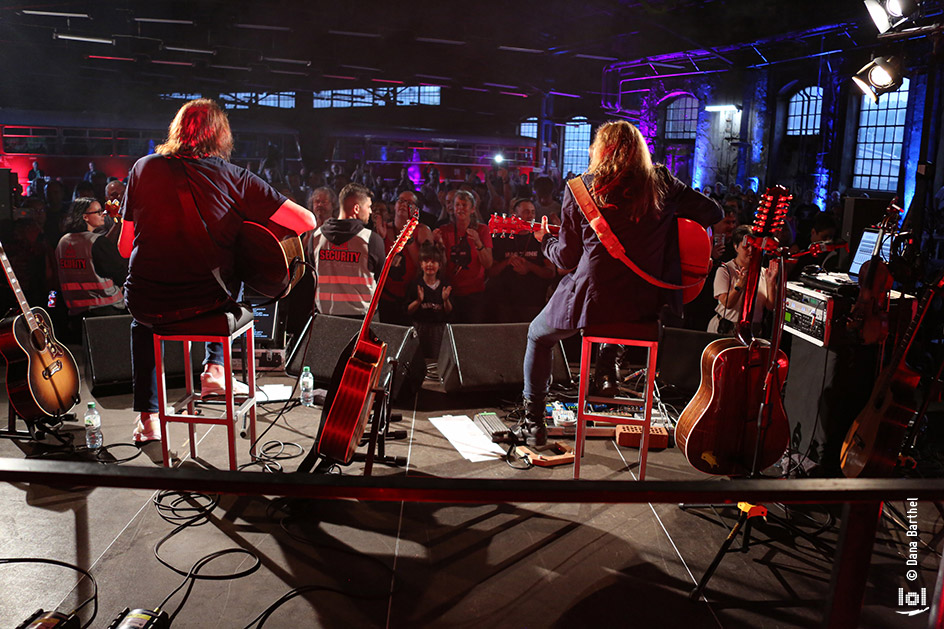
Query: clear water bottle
299,366,315,407
84,402,102,449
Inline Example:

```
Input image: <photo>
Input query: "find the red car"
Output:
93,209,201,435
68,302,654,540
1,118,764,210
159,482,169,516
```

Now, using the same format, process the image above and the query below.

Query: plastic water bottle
84,402,102,449
299,366,315,407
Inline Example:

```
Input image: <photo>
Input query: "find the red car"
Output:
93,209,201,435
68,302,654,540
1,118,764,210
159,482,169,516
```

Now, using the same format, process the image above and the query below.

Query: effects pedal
15,610,79,629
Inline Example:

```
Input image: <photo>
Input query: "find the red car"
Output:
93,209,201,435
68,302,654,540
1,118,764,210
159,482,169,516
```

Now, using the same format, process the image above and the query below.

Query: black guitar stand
353,358,408,475
0,404,76,443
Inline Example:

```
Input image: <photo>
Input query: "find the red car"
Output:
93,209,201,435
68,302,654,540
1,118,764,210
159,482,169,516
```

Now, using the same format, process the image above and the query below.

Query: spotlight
863,0,918,34
852,56,904,103
493,154,504,164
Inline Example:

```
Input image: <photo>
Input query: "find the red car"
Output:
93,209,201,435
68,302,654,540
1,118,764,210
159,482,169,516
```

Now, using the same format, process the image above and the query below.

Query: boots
593,344,620,397
513,396,548,448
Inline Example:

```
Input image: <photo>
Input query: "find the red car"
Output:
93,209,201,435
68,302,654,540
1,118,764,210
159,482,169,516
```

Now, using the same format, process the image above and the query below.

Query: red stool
575,320,661,480
152,305,256,470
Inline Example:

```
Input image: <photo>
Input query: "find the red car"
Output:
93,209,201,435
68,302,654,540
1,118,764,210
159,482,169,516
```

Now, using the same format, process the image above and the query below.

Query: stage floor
0,355,941,628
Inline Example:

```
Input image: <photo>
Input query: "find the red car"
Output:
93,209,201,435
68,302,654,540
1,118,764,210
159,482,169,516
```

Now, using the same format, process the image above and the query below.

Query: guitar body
678,218,712,304
840,365,919,478
317,338,387,464
0,307,80,420
235,221,305,298
676,338,790,476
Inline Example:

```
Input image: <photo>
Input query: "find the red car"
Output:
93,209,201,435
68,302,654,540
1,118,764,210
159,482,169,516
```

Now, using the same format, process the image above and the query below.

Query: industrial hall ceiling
0,0,919,115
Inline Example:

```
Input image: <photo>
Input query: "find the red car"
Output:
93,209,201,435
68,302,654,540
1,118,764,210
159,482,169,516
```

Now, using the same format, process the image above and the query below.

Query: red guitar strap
566,177,699,292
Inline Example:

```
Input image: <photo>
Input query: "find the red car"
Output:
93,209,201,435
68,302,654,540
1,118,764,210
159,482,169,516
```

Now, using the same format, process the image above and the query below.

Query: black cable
159,548,262,622
0,557,98,628
242,585,381,628
151,490,260,578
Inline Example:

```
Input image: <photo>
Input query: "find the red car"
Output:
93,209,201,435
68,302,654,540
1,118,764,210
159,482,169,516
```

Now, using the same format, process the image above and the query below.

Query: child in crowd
407,241,452,359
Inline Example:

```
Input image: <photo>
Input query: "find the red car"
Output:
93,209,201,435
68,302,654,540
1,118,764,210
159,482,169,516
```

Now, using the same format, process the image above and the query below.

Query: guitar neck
878,276,942,390
356,217,419,344
0,241,38,330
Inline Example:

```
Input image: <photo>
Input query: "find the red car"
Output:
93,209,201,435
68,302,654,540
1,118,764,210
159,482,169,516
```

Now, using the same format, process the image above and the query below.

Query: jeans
130,319,224,413
522,305,578,400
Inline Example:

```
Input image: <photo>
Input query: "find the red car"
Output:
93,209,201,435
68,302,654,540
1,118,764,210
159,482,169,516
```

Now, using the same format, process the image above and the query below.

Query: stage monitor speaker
285,314,423,401
0,169,12,222
656,326,724,395
783,336,879,474
437,323,572,393
82,314,205,394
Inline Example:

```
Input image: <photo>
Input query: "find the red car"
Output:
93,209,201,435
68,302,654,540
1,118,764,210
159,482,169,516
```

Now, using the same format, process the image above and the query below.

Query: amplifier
784,282,852,347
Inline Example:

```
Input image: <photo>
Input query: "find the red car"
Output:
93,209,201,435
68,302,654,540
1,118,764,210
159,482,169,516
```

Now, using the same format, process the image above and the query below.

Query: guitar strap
566,176,699,292
167,157,235,300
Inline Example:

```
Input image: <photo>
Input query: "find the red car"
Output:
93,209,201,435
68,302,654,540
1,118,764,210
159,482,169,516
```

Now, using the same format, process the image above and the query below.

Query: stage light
863,0,918,33
852,56,903,103
493,154,504,164
704,104,740,112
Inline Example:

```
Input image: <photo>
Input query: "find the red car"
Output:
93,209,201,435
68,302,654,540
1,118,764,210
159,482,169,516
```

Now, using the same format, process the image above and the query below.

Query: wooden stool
152,305,256,470
575,320,661,480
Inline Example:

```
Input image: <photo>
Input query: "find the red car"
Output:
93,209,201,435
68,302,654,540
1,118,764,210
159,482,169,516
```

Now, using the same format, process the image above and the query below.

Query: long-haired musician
118,99,315,444
517,121,722,446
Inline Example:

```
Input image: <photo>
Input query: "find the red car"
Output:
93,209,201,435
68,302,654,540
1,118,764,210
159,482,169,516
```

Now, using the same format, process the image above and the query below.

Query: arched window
562,116,591,175
519,117,538,139
852,77,910,191
786,87,822,136
665,96,698,140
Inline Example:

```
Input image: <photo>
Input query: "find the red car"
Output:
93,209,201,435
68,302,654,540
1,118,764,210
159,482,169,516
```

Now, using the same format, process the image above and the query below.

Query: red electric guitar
675,186,792,476
488,213,712,303
316,213,418,464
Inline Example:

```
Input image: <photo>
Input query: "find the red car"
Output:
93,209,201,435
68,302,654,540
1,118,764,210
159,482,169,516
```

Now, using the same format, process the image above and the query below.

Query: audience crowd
1,152,845,354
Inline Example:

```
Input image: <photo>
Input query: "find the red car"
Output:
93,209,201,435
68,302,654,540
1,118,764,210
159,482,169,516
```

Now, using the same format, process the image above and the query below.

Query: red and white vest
310,226,376,316
55,232,124,315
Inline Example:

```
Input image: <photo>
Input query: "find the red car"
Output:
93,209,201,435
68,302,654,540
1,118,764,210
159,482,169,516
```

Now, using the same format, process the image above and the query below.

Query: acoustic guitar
316,213,419,464
487,214,712,303
675,187,792,476
840,271,944,478
235,221,305,299
0,241,80,420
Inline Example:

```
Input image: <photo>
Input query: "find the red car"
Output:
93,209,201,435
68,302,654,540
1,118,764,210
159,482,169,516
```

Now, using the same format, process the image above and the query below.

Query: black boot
593,344,621,397
514,397,548,447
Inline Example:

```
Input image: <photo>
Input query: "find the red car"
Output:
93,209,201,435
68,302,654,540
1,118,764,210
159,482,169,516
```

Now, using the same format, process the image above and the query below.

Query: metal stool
152,305,256,470
575,320,661,480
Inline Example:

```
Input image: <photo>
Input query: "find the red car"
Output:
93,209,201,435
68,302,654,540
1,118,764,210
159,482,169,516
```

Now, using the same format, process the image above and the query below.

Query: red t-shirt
439,223,492,296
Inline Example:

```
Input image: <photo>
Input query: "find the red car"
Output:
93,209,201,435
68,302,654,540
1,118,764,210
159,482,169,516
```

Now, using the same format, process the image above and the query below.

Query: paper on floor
429,415,506,462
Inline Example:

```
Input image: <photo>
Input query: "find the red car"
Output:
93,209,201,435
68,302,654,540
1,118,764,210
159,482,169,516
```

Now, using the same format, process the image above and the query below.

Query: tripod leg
691,511,748,600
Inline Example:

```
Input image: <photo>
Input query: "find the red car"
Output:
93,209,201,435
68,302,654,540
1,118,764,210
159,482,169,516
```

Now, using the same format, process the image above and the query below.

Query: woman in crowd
707,224,780,335
432,189,492,323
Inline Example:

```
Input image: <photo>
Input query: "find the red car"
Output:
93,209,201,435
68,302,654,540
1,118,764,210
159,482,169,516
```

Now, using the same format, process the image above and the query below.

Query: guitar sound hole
30,329,47,352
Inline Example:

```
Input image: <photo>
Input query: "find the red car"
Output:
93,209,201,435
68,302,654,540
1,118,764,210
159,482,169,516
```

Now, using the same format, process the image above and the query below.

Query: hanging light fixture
852,56,904,103
863,0,919,34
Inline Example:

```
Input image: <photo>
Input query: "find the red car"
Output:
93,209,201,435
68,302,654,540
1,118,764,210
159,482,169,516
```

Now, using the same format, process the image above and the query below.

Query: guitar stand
354,358,407,475
689,502,768,599
0,405,75,443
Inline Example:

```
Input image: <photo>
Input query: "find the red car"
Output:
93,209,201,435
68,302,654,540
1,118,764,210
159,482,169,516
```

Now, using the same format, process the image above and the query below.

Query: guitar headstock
488,214,528,236
876,197,902,232
752,185,791,239
391,213,419,255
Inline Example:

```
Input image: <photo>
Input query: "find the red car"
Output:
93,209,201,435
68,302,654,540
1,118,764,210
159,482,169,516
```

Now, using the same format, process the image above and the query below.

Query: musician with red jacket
517,121,721,446
118,99,314,443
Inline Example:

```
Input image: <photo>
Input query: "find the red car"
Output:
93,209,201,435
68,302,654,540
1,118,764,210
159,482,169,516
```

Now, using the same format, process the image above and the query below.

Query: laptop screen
848,228,892,279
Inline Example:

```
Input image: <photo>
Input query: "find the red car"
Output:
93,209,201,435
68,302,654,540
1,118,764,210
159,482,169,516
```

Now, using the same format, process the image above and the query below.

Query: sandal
132,414,161,444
